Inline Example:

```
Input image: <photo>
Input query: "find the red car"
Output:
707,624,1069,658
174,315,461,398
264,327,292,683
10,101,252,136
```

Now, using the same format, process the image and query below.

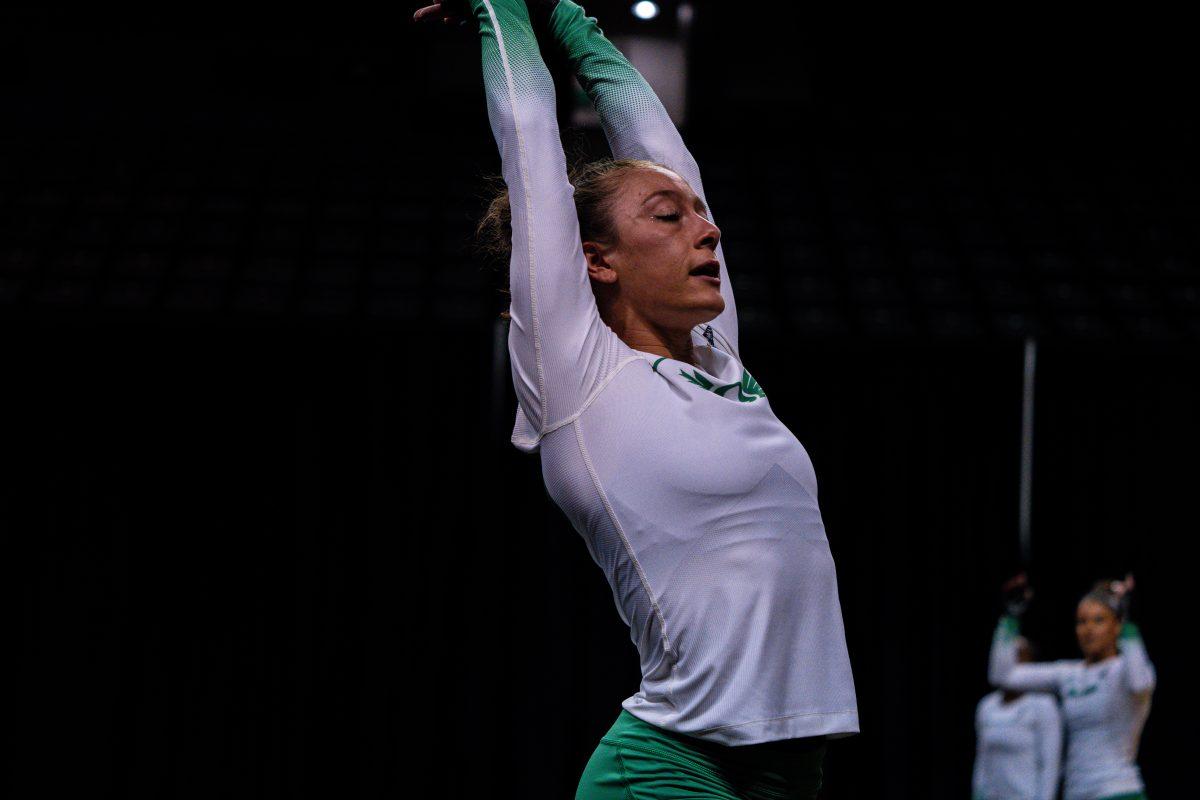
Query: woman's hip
576,710,825,800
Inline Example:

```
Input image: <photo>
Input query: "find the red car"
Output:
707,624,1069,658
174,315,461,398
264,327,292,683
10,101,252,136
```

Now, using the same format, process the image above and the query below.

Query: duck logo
679,368,767,403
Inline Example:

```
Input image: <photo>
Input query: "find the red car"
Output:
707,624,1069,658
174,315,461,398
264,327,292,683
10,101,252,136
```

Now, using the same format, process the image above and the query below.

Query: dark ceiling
2,2,1197,340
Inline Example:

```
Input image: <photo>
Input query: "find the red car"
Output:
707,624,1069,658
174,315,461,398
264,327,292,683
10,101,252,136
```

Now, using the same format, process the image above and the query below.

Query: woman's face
1075,599,1121,661
586,166,725,332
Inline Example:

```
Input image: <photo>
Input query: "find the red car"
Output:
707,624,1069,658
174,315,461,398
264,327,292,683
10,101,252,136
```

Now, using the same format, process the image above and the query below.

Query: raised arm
535,0,740,357
458,0,620,448
1119,621,1156,695
987,616,1063,693
1032,698,1062,800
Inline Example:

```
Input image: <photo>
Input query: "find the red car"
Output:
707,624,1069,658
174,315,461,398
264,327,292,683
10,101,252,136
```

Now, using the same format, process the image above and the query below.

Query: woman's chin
689,290,725,322
649,291,724,332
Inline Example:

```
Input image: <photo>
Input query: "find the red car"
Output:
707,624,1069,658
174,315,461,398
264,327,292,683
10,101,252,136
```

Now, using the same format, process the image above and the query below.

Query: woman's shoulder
977,690,1002,711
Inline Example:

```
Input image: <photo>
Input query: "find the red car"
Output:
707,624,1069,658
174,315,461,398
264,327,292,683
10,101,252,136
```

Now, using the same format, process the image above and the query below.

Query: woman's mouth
688,260,721,284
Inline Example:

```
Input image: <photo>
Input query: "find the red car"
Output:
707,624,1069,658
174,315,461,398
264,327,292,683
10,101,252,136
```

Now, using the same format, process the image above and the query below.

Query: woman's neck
1083,644,1120,665
608,315,696,365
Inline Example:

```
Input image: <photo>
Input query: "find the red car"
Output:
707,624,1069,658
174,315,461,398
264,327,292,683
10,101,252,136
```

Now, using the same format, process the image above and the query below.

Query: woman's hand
1112,573,1135,598
1002,572,1034,617
413,1,471,26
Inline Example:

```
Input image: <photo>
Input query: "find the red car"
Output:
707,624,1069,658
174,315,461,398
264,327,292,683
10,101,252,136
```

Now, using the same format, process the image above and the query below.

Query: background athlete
416,1,859,797
973,626,1063,800
989,574,1154,800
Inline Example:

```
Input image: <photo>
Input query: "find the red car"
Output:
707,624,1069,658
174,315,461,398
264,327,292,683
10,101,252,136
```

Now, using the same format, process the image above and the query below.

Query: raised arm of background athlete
988,575,1064,692
1106,575,1156,697
1115,620,1156,697
528,0,740,358
989,588,1156,699
418,0,619,437
988,615,1064,693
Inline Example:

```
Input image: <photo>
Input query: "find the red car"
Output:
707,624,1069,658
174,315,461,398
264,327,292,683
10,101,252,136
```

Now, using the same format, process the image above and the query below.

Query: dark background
5,3,1198,798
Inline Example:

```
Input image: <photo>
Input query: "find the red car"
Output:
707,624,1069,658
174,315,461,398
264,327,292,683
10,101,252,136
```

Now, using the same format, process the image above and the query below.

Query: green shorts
576,710,826,800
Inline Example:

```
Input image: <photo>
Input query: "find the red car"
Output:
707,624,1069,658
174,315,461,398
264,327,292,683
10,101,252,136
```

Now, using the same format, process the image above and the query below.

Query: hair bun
1083,579,1130,620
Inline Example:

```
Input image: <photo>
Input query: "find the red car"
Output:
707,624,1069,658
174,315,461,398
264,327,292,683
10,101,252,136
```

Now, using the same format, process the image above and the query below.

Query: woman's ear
583,242,618,285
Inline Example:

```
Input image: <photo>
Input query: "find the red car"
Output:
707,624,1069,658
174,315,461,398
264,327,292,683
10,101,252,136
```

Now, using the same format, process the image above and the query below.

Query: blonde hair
477,158,670,317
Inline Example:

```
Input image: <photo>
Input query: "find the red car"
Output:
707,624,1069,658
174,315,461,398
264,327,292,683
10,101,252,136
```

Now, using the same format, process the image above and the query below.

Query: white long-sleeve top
972,690,1063,800
989,617,1155,800
470,0,859,744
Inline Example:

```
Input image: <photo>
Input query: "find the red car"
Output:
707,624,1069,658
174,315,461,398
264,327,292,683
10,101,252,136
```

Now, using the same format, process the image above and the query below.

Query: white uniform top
989,618,1155,800
973,690,1063,800
470,0,859,744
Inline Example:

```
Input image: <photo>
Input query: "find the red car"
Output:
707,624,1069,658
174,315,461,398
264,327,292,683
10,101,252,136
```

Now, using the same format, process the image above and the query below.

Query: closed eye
653,213,681,222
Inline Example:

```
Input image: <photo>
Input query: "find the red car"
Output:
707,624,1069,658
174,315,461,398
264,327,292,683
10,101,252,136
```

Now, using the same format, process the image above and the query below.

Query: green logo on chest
679,368,767,402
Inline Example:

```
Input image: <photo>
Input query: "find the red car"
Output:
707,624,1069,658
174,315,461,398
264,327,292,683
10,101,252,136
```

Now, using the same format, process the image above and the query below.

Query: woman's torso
536,335,859,745
975,691,1059,800
1056,655,1151,800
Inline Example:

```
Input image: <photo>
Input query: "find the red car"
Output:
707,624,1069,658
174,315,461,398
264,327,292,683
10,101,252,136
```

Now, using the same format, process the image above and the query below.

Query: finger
413,4,445,23
414,6,443,24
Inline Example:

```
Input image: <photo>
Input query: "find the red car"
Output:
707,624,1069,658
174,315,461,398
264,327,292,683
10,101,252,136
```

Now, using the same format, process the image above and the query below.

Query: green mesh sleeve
547,0,740,358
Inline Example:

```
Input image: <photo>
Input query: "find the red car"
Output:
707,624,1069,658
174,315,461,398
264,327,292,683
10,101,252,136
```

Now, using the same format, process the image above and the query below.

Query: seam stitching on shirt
693,708,859,735
669,655,678,710
535,354,641,439
483,0,549,430
573,418,674,656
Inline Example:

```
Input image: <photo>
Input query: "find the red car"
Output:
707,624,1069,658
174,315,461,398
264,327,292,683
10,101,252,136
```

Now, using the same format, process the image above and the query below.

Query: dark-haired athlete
415,2,858,798
973,635,1063,800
